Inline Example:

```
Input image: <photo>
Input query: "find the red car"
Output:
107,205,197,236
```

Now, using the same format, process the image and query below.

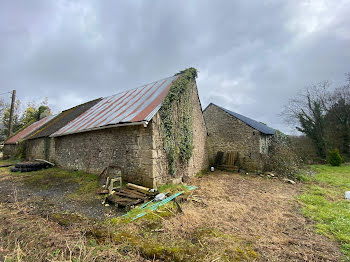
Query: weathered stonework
24,78,208,188
152,81,209,185
53,124,155,187
26,137,56,162
3,144,17,158
203,104,272,172
26,138,46,160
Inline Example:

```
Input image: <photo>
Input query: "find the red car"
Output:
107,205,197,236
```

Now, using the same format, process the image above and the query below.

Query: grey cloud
0,0,349,133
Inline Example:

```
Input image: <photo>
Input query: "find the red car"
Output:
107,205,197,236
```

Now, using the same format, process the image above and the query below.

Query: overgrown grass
298,164,350,260
99,214,258,261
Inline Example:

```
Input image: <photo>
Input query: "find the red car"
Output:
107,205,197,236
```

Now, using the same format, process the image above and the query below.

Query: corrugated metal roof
4,115,56,144
210,103,275,135
28,98,102,139
52,75,178,137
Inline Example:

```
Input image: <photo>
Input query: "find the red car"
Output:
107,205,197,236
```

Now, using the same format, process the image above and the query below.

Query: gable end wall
203,104,270,171
151,80,209,185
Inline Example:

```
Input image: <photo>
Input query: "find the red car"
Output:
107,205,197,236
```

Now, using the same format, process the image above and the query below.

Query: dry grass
0,201,142,261
0,163,344,261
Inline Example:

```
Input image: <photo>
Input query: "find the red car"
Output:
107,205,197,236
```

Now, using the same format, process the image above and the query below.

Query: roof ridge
61,97,103,113
102,74,176,100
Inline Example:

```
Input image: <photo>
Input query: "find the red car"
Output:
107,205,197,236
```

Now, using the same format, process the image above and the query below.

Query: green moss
159,68,197,175
66,179,100,201
20,168,98,189
49,212,87,227
4,119,35,142
157,183,187,194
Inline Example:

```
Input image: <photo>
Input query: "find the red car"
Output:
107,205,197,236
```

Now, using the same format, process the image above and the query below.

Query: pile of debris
259,172,277,178
98,165,158,208
104,183,158,208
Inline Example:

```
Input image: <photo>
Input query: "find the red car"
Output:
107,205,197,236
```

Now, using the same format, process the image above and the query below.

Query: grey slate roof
208,103,275,135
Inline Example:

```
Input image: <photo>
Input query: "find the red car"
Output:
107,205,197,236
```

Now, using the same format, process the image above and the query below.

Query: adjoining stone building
36,68,209,188
3,115,56,158
26,98,102,162
203,103,275,172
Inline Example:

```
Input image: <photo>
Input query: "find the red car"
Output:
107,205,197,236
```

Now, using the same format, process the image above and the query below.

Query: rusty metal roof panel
5,115,56,144
52,75,178,136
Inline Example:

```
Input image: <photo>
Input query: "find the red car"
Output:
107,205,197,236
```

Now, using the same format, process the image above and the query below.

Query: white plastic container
210,167,214,172
345,191,350,200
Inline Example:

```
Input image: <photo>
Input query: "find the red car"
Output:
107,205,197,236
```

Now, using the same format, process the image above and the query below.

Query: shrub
328,149,343,166
264,131,304,179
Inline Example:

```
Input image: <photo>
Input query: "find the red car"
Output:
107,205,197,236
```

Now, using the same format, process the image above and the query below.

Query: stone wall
53,124,155,187
26,138,46,160
203,104,270,171
187,81,209,176
152,80,209,185
26,137,56,162
3,144,17,158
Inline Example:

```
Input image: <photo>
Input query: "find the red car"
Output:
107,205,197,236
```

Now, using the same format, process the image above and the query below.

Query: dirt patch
177,172,343,261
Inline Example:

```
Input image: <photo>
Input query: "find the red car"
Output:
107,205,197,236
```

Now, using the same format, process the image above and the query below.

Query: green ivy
159,68,197,176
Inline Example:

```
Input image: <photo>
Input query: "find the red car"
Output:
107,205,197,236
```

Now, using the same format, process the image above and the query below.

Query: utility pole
8,90,16,137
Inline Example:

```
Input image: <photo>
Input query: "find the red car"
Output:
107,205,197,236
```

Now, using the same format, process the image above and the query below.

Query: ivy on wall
159,67,197,176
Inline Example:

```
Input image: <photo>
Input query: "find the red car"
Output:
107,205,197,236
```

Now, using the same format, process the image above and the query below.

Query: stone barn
48,68,208,188
3,115,55,158
203,103,275,172
26,98,102,162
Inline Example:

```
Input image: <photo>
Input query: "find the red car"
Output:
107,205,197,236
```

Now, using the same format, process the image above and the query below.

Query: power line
0,91,12,96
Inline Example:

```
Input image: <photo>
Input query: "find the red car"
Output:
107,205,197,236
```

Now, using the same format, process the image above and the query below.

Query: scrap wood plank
114,191,148,200
119,199,144,206
107,194,143,206
120,188,148,197
126,183,157,196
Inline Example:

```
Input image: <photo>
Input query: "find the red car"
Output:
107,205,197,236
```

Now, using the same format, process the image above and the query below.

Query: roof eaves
50,120,148,138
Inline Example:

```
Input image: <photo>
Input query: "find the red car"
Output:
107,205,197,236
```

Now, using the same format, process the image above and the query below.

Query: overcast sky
1,0,349,134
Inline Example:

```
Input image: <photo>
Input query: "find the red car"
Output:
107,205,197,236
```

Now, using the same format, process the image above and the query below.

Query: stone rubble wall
3,144,17,158
53,125,155,188
26,137,56,162
26,138,46,160
152,81,209,185
203,104,271,172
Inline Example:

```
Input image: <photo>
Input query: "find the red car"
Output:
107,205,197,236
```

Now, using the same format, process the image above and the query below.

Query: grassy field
298,164,350,260
0,159,346,261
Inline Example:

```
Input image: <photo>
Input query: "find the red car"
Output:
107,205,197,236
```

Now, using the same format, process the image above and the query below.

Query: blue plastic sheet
125,185,199,221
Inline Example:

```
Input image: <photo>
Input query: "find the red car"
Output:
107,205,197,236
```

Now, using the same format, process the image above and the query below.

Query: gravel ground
0,168,123,220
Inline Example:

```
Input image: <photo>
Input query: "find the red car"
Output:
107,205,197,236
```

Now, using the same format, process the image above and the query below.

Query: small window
253,131,255,135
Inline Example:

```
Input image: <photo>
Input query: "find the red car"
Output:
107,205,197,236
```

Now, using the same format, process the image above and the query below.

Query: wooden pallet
106,184,157,207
